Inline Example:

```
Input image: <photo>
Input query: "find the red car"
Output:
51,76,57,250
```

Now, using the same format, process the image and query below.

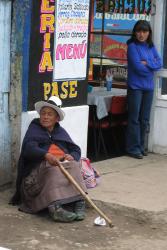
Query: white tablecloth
87,87,127,119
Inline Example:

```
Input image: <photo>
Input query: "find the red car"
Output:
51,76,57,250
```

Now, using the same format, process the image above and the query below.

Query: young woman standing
126,20,162,159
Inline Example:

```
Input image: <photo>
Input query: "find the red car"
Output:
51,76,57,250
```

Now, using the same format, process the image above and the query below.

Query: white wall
21,105,89,157
149,0,167,154
149,70,167,154
152,105,167,154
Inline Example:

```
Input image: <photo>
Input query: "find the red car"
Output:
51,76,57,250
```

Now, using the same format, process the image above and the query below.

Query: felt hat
35,96,65,121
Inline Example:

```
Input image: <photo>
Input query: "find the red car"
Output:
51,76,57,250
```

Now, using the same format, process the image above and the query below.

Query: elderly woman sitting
10,96,87,222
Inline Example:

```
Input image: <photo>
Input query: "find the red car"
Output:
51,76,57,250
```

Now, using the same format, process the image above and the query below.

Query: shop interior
86,0,151,162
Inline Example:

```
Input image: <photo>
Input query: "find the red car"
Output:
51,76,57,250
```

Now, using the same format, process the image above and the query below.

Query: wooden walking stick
56,160,113,227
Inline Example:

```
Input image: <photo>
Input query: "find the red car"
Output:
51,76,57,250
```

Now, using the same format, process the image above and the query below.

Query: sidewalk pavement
89,153,167,224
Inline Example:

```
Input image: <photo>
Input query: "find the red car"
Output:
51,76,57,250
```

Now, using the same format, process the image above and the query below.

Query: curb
89,199,167,225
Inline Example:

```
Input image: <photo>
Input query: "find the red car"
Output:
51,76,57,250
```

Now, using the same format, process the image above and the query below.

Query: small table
87,87,127,119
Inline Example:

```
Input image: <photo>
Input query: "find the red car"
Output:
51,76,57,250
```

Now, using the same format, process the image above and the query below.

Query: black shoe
50,205,77,222
142,151,148,156
127,153,143,159
74,200,86,221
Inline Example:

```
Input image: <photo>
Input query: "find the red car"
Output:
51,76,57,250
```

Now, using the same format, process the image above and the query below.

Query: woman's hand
141,60,147,65
64,154,74,161
45,153,59,165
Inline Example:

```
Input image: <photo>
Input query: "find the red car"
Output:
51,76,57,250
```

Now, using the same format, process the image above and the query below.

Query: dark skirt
20,160,87,213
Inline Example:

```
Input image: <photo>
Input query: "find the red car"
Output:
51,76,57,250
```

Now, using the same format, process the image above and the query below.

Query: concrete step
88,154,167,224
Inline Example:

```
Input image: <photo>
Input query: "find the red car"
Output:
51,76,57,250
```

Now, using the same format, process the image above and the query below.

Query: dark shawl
10,118,81,205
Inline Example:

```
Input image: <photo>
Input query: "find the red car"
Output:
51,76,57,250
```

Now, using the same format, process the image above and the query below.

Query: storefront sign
94,13,151,31
27,0,90,110
94,0,151,31
95,0,151,15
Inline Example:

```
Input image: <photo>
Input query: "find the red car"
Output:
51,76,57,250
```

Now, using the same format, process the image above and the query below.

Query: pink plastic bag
80,157,100,188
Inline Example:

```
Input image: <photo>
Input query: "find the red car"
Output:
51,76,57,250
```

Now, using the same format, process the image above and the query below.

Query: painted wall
149,0,167,154
10,0,32,175
149,70,167,154
0,0,12,186
26,0,90,110
152,106,167,154
21,105,89,157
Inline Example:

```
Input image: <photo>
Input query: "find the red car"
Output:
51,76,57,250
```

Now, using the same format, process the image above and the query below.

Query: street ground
0,188,167,250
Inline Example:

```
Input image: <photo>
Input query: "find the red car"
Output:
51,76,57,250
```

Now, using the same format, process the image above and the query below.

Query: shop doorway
87,0,152,161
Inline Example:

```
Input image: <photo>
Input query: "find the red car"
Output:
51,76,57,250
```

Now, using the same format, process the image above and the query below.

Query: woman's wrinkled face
40,106,59,131
135,30,149,43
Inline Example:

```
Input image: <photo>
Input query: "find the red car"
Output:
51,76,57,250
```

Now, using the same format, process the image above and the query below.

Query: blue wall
13,0,32,111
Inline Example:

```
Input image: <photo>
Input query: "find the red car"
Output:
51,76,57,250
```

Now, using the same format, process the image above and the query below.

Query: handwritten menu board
53,0,90,80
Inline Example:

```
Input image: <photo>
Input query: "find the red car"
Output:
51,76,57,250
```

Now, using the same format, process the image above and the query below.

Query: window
88,0,152,88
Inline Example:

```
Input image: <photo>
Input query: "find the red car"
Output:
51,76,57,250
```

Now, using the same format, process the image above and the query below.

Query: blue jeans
126,89,154,155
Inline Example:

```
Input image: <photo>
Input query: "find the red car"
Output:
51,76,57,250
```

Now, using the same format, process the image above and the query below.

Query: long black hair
127,20,153,47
